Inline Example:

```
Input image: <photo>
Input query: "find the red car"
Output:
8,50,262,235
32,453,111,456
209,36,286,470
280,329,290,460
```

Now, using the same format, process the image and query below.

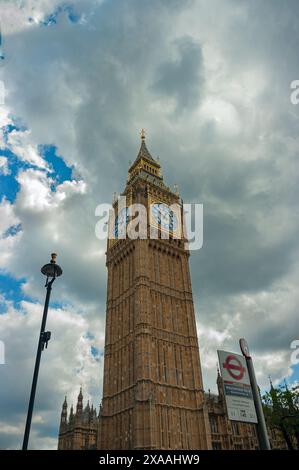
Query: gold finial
50,253,57,264
140,128,146,141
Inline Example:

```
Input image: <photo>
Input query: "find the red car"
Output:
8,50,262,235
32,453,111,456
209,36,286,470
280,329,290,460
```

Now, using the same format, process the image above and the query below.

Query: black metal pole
22,278,54,450
245,356,271,450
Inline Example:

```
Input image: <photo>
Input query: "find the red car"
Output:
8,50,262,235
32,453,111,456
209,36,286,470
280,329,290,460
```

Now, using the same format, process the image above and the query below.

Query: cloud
0,0,299,449
6,129,48,169
0,198,21,269
16,168,86,211
0,0,85,35
152,36,204,111
0,298,104,449
0,156,9,175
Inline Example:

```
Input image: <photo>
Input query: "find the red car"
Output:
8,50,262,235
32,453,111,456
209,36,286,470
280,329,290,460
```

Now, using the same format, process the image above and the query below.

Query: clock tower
98,132,211,450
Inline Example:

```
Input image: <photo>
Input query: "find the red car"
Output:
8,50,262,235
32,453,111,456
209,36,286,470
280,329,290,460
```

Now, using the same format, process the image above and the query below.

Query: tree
262,382,299,450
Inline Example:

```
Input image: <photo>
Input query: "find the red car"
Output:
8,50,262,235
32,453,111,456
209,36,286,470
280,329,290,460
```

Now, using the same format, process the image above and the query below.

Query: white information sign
217,350,258,423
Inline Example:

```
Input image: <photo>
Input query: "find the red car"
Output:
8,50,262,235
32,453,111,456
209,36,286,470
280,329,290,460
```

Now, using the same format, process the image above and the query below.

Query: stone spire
69,404,74,423
127,131,162,183
76,387,83,415
136,129,156,162
90,404,94,422
59,396,68,430
216,365,224,401
133,130,158,164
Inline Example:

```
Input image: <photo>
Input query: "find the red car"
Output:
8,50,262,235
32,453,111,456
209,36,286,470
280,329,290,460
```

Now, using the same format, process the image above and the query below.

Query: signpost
218,350,258,423
218,342,271,450
239,338,271,450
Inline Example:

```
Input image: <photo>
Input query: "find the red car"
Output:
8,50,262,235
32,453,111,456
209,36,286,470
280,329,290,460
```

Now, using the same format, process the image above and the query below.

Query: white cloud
0,0,70,35
0,108,13,149
199,98,241,136
15,168,86,211
0,156,9,175
197,262,299,392
0,298,104,449
7,129,48,169
0,198,21,268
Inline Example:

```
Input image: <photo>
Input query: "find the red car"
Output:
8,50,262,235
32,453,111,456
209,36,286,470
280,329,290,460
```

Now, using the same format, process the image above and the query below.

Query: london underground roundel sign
223,354,246,380
217,350,257,423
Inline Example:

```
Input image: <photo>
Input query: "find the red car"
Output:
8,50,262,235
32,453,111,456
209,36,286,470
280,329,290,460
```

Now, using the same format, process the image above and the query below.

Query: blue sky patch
40,4,81,27
3,223,22,238
0,125,74,203
49,300,73,310
40,144,73,186
0,273,28,311
91,345,101,359
85,331,95,341
0,172,19,203
288,364,299,385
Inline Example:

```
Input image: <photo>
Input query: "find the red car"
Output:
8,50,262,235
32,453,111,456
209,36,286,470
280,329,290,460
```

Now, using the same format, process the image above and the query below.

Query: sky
0,0,299,450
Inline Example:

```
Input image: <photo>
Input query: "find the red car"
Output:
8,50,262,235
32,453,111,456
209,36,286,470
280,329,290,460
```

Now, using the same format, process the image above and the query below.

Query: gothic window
212,441,222,450
173,345,178,385
176,303,180,331
162,408,167,448
234,444,243,450
166,408,172,449
151,248,155,281
232,421,240,435
157,341,162,381
168,254,174,288
155,250,160,283
210,416,218,434
183,411,190,448
175,347,182,385
163,345,167,382
159,295,164,330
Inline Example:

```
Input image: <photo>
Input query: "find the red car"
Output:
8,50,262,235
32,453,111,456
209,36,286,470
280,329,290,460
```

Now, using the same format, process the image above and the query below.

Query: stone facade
205,372,288,450
58,389,98,450
98,134,210,450
58,136,288,451
58,379,288,450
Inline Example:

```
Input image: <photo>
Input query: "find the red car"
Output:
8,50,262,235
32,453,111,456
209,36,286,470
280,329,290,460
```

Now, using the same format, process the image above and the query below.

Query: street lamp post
239,338,271,450
22,253,63,450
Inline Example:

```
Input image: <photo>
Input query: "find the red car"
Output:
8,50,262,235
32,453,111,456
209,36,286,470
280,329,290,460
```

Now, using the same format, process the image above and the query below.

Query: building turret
217,366,224,402
59,396,68,432
83,400,91,423
90,404,94,421
76,387,83,415
69,404,74,424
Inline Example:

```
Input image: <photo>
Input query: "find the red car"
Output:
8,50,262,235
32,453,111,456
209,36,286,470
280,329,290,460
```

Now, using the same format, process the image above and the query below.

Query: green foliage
262,384,299,449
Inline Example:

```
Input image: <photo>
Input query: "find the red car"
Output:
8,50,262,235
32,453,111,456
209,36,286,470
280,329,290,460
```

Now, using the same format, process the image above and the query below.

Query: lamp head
41,253,63,278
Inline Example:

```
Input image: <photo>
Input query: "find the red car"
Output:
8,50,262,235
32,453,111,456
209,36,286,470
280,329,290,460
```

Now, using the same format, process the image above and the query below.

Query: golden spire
140,128,146,141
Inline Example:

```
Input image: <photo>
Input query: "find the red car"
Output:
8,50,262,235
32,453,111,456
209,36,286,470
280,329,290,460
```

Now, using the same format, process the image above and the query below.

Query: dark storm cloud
152,36,204,111
2,0,298,344
192,212,296,296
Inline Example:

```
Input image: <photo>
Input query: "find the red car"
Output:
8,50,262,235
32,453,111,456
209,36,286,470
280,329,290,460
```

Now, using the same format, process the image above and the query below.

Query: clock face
114,207,129,238
151,203,178,232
